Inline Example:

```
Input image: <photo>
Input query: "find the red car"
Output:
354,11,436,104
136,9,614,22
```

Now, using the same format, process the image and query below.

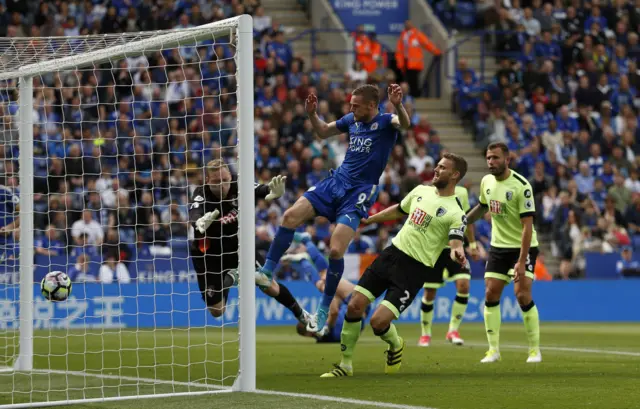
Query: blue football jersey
333,113,398,186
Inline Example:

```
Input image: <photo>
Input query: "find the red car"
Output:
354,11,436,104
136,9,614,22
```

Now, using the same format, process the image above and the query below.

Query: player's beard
489,162,507,176
433,175,448,189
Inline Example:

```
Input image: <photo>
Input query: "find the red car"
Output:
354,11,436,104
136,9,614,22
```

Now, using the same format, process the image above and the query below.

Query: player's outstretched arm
388,84,411,130
466,203,488,224
361,204,405,225
305,93,343,139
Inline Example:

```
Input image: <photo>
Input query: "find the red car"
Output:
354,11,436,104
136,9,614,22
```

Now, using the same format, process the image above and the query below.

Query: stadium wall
0,280,638,329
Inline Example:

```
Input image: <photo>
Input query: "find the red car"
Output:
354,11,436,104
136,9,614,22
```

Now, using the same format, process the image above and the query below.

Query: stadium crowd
0,0,445,283
445,0,640,278
2,0,639,281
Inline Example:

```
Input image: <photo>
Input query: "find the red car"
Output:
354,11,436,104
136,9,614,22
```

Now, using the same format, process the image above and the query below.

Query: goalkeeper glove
195,209,220,234
265,175,287,201
315,325,330,337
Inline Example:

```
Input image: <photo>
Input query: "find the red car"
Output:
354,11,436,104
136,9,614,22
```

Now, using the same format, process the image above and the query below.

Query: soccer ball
41,271,72,302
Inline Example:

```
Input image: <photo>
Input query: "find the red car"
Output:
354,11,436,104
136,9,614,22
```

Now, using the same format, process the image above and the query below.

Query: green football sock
420,300,434,336
339,318,362,368
449,293,469,332
484,301,501,350
377,323,403,350
522,301,540,350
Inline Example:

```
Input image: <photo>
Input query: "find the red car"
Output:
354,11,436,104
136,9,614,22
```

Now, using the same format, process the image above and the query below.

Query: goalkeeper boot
280,252,311,263
292,232,312,243
384,337,405,374
254,267,272,287
320,364,353,378
307,305,329,332
480,349,501,363
526,349,542,363
446,330,464,346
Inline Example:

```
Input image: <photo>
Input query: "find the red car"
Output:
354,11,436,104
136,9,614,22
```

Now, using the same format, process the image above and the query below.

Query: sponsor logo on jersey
348,136,373,153
436,206,447,217
489,199,502,214
417,197,422,202
506,191,513,201
409,208,433,231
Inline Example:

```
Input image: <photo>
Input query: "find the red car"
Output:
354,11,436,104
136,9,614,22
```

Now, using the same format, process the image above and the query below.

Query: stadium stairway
415,98,486,187
454,31,499,82
261,0,343,74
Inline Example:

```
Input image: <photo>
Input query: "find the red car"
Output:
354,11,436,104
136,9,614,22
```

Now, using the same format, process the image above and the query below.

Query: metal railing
445,29,528,85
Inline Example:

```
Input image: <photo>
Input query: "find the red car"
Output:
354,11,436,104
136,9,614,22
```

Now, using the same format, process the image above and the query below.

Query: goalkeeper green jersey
479,170,539,249
393,185,467,268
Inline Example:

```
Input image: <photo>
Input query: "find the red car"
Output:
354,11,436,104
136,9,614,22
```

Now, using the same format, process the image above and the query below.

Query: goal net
0,15,255,408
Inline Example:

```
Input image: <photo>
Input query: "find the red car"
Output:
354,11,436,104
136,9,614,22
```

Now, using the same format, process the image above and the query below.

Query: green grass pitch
0,323,639,409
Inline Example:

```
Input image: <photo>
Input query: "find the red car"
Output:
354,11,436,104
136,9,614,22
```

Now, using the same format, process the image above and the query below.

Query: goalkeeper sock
299,259,321,284
274,282,303,319
321,258,344,308
484,300,501,350
420,300,434,336
340,316,362,369
305,240,329,272
374,323,403,350
521,300,540,351
222,272,235,289
449,293,469,332
263,226,295,274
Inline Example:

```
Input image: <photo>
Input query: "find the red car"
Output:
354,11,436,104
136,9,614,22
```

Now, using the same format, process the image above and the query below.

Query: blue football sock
321,258,344,308
299,259,321,283
305,240,329,272
263,226,295,274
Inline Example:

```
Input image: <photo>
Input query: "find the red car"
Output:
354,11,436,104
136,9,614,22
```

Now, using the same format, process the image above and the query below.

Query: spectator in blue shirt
575,161,596,194
535,31,562,64
347,231,375,254
67,254,98,283
265,30,293,69
616,246,640,277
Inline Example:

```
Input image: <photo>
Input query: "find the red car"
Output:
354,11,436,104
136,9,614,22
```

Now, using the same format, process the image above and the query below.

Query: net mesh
0,22,243,406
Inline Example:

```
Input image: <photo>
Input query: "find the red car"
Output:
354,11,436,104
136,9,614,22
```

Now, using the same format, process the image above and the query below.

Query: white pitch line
255,389,438,409
30,369,227,390
464,342,640,357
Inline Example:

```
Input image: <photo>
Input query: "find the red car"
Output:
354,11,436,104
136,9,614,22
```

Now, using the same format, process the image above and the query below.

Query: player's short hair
352,84,380,104
486,142,510,155
206,159,229,173
443,152,468,181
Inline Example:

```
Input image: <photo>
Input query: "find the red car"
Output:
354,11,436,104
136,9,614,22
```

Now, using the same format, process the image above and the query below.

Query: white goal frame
0,14,255,407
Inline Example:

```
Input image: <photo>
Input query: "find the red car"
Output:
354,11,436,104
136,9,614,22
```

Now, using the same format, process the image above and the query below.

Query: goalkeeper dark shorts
354,244,433,319
190,246,237,307
423,248,471,289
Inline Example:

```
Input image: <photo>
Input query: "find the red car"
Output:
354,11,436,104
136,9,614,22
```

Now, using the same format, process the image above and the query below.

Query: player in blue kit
255,84,411,332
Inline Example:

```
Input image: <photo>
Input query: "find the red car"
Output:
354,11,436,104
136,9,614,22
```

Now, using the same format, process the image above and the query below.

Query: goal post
0,14,255,407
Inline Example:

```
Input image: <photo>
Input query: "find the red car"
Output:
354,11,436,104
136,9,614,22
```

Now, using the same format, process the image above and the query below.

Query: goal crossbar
0,16,243,81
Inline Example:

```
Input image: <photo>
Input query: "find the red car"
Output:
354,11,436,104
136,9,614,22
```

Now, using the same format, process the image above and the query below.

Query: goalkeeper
189,159,308,323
